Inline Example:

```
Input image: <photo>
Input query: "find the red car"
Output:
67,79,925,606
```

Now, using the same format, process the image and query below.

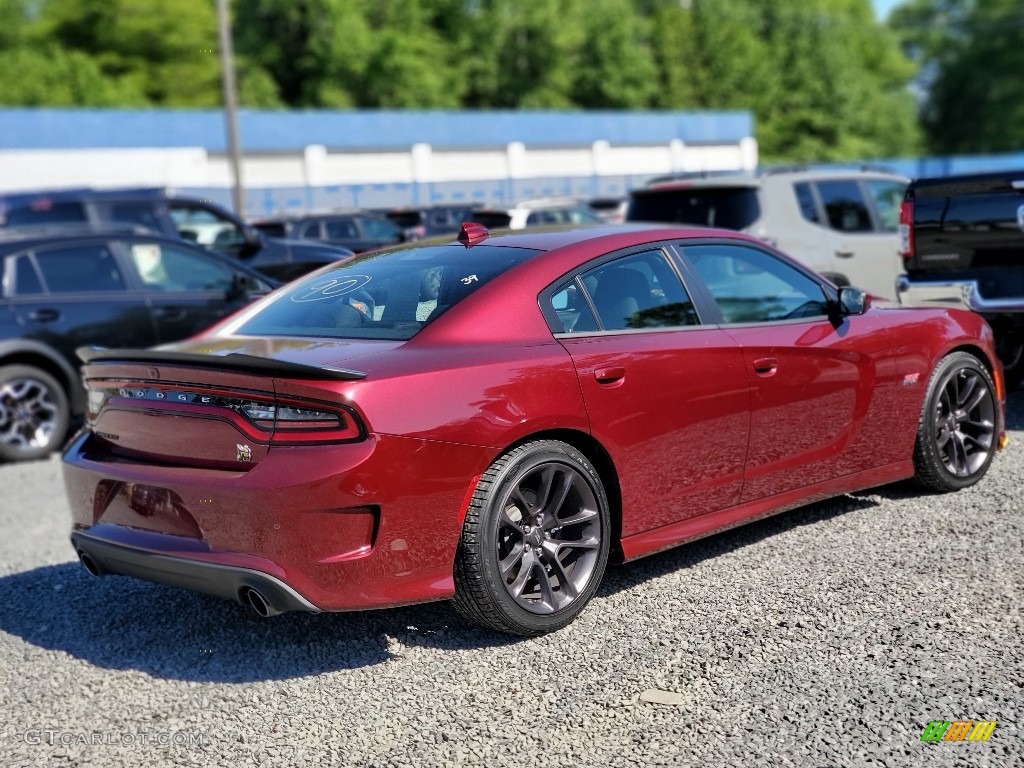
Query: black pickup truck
897,169,1024,388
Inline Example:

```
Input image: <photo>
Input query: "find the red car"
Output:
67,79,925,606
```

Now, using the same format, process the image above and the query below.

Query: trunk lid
78,337,391,468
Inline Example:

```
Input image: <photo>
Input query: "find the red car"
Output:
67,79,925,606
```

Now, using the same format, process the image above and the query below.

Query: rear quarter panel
874,302,1002,458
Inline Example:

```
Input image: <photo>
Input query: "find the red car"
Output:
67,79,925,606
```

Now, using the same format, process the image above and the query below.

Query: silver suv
626,166,909,300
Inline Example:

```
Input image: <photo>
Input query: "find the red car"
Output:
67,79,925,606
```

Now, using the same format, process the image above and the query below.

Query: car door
679,240,899,502
118,239,262,344
549,247,750,538
7,241,157,366
812,178,905,300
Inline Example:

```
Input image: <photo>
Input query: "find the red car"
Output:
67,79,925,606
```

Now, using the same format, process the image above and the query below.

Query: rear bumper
897,275,1024,313
71,529,320,616
62,430,492,613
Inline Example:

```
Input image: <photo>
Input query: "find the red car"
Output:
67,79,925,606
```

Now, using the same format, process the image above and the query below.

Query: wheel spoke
948,432,969,476
961,382,988,414
498,541,526,578
955,373,977,409
554,507,598,529
535,564,557,612
542,549,578,604
498,505,524,534
506,548,537,599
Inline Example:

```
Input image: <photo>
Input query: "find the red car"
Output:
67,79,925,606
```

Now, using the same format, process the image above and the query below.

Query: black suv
0,230,277,461
0,188,354,282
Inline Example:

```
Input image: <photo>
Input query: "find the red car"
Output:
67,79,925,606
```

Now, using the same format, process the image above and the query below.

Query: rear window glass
4,201,88,227
627,187,761,230
235,243,542,341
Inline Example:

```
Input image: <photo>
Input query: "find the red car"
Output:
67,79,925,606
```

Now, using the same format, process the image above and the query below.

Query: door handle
835,250,854,259
594,366,625,385
153,307,187,321
28,308,60,323
752,357,778,376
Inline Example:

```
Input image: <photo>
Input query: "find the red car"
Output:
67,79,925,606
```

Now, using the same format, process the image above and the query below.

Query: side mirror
837,286,867,316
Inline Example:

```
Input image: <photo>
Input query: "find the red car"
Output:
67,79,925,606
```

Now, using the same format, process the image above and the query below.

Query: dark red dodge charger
63,223,1006,636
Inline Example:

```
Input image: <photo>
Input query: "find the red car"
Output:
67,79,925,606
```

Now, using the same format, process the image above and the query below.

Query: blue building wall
0,108,754,151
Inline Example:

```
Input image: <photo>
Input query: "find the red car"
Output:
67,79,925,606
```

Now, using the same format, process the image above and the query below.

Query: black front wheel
913,352,998,492
453,440,611,636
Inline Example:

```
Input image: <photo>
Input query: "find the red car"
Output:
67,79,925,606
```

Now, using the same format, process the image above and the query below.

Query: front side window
169,203,240,247
324,219,358,239
684,243,829,324
360,217,399,240
815,181,873,233
235,244,542,340
33,244,127,293
555,249,698,333
127,242,234,292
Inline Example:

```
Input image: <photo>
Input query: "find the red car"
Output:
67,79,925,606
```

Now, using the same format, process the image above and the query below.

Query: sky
872,0,903,20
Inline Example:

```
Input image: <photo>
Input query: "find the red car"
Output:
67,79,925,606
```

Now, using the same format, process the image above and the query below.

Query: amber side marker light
998,432,1010,450
459,221,488,247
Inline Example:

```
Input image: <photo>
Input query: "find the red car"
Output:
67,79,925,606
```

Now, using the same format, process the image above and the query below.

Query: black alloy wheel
913,352,998,492
453,440,611,636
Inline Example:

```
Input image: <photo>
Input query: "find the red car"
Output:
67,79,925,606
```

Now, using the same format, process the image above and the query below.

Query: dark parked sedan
64,223,1005,636
0,230,278,461
250,212,405,254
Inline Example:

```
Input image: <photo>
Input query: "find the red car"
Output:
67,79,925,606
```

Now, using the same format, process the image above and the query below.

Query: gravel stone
1,392,1022,766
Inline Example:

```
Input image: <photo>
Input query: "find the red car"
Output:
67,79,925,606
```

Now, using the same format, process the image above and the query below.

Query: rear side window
235,244,541,340
324,219,358,239
627,187,761,230
815,181,873,232
4,201,88,227
10,254,44,295
360,217,399,239
33,244,127,293
553,249,699,333
794,183,821,224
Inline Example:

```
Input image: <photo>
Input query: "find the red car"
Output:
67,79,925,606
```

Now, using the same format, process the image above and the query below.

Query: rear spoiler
76,346,367,381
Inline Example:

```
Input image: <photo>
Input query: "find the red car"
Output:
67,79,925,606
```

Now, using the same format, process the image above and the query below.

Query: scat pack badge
236,444,252,462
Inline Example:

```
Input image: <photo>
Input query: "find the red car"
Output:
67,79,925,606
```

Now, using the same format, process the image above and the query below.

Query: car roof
428,222,734,251
639,165,908,192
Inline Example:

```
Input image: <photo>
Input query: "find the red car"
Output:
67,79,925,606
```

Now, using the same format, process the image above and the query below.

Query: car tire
0,364,71,462
912,352,998,492
453,440,611,636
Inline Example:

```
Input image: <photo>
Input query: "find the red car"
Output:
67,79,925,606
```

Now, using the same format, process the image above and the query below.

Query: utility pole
216,0,245,216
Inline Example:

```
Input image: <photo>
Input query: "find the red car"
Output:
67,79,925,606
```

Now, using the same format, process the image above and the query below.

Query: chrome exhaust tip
240,586,279,617
78,551,102,577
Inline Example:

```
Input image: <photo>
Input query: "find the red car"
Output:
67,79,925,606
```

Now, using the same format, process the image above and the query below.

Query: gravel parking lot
1,395,1021,768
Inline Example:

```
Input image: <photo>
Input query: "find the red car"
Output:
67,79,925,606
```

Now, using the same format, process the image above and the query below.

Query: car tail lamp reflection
898,199,914,260
89,384,365,445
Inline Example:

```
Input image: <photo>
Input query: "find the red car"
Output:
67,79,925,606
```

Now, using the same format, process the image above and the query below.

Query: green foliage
892,0,1024,153
1,0,927,161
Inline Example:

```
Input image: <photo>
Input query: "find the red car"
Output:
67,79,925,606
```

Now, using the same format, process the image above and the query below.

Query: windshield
627,187,761,230
235,243,542,340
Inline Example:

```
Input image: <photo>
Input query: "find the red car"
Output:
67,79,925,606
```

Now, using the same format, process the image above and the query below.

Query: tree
893,0,1024,153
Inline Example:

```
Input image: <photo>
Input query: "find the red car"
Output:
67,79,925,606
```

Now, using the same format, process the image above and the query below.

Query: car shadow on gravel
0,496,877,681
0,562,515,681
597,493,879,598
